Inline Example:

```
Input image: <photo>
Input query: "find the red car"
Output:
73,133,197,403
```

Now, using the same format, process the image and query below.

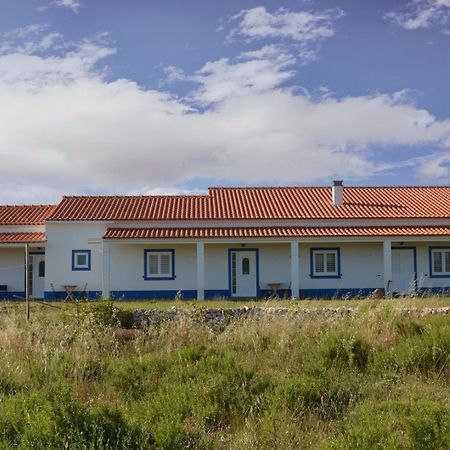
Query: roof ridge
0,204,56,207
61,194,208,199
208,185,450,190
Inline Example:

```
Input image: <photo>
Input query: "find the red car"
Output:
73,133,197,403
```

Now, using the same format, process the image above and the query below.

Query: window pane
148,254,159,274
160,254,171,274
242,257,250,275
76,254,87,266
315,253,325,273
433,252,443,273
445,252,450,273
38,261,45,277
326,253,336,273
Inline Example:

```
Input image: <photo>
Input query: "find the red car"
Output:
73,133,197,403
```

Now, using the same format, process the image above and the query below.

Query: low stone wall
132,306,354,328
131,305,450,328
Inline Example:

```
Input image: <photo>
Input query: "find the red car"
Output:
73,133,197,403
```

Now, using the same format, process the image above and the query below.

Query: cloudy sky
1,0,450,203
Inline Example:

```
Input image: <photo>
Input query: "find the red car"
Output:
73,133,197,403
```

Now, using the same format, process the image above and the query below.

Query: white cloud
1,26,450,203
386,0,450,31
38,0,82,13
228,6,343,62
416,153,450,179
0,27,115,86
189,46,295,104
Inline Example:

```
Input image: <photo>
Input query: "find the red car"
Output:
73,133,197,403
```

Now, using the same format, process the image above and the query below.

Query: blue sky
0,0,450,203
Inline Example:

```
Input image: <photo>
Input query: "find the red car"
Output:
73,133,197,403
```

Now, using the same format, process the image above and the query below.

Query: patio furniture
63,285,77,301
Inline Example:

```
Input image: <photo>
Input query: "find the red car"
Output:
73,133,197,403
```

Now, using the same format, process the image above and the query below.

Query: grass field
0,298,449,449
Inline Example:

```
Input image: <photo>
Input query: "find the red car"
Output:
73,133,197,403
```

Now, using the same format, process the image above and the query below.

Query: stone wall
131,305,450,328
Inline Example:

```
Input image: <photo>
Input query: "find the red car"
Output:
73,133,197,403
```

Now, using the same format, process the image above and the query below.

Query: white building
1,182,450,300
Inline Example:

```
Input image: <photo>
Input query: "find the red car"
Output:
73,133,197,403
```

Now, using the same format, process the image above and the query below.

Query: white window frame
430,248,450,277
311,248,340,278
144,249,175,280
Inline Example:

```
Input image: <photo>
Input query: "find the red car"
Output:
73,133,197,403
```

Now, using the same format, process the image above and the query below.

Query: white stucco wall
0,248,25,293
43,219,450,298
299,242,384,291
45,223,106,294
109,243,197,293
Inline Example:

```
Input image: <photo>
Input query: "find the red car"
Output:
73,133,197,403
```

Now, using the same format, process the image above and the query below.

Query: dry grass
0,300,448,449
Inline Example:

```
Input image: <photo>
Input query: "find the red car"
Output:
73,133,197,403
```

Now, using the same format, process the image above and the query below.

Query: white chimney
332,180,343,206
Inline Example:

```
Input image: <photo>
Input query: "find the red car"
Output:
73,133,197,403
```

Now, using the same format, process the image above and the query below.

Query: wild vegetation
0,299,449,449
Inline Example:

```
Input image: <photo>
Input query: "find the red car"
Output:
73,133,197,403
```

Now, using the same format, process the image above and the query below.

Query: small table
268,283,282,298
63,285,77,301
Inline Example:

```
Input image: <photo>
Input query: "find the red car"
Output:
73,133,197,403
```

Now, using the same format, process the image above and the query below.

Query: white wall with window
430,247,450,277
300,243,384,290
109,244,196,293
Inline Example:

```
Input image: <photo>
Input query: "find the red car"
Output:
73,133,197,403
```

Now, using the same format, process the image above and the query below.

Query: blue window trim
144,249,176,280
310,247,341,279
228,248,259,297
72,249,91,271
392,246,417,288
428,246,450,278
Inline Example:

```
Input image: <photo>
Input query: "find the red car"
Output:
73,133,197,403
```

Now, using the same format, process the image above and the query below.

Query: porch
101,226,450,299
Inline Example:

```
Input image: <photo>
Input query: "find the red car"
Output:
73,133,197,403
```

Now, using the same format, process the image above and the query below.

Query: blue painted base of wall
259,289,292,298
299,288,379,299
0,292,25,300
44,291,102,300
417,287,450,295
205,290,230,299
39,286,450,301
111,290,198,300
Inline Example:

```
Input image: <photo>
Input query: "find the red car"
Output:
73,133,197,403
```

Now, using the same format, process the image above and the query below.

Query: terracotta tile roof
0,232,46,243
48,186,450,221
0,205,56,225
103,226,450,240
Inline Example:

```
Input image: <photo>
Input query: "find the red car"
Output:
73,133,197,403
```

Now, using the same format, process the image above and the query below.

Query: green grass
0,299,448,449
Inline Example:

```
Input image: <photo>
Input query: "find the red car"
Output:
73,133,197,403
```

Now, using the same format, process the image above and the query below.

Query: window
430,248,450,277
72,250,91,271
310,248,340,278
38,261,45,277
144,249,175,280
242,257,250,275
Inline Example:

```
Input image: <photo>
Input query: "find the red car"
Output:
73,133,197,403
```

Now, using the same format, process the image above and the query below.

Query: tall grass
0,302,448,449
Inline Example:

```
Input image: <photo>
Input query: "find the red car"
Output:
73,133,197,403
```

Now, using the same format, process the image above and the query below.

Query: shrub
395,318,426,337
0,382,145,449
324,398,450,449
109,354,167,399
322,332,371,371
375,316,450,379
273,369,362,420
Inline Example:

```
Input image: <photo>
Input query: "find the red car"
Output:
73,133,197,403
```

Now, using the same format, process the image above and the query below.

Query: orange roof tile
0,205,56,225
0,232,46,243
48,186,450,221
103,226,450,240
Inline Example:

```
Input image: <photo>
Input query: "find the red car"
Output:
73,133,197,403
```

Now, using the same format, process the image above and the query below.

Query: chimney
332,180,343,206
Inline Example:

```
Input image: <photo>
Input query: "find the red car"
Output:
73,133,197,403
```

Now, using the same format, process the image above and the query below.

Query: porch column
102,241,111,300
290,241,299,299
196,242,205,300
383,240,392,295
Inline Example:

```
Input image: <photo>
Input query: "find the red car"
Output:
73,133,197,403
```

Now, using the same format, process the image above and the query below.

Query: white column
290,241,299,299
383,240,392,295
196,242,205,300
102,241,111,300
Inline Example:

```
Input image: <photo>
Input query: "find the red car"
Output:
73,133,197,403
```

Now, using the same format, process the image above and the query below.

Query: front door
30,254,45,298
230,250,257,297
391,248,416,295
